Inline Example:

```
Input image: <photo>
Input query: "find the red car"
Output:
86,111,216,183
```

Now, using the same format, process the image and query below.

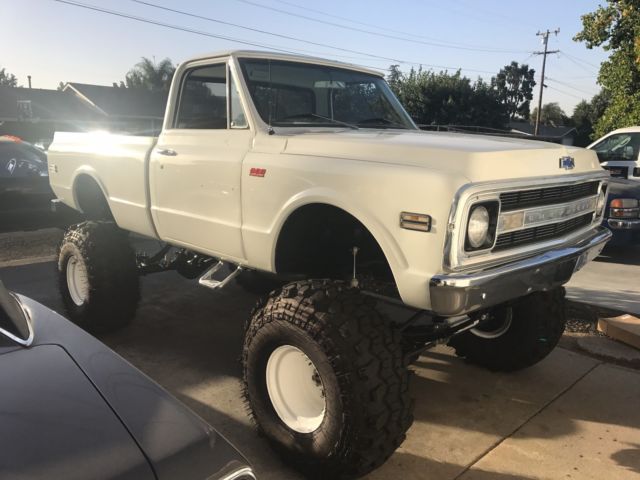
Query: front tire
242,279,413,479
57,221,139,333
448,288,566,372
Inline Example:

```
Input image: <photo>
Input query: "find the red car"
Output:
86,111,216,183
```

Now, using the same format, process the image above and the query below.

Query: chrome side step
198,261,242,290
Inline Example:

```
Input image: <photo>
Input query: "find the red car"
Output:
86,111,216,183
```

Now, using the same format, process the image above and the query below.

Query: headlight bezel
464,201,499,252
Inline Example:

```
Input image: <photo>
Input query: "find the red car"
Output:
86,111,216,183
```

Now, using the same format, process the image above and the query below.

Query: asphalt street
1,229,640,479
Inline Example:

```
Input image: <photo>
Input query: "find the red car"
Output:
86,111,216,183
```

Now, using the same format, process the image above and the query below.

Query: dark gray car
0,280,255,480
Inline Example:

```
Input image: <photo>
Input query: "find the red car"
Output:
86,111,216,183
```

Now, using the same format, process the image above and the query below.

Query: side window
175,64,227,129
593,133,640,161
229,72,248,128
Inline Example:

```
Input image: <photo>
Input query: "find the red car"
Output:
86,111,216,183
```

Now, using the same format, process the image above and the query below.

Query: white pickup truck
48,50,611,478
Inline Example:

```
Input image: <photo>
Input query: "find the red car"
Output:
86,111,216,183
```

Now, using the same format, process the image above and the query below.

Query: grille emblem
559,156,575,170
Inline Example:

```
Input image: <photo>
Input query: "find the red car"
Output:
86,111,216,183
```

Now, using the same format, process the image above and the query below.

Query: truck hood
282,129,602,182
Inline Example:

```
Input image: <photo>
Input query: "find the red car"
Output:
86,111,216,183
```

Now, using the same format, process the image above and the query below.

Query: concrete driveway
2,258,640,480
566,245,640,315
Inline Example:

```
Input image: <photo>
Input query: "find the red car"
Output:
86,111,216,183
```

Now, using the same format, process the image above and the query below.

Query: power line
546,77,598,97
235,0,531,54
53,0,307,55
558,53,599,75
546,85,586,101
130,0,500,74
562,52,600,69
54,0,499,76
131,0,399,64
432,0,541,31
270,0,529,53
56,0,406,64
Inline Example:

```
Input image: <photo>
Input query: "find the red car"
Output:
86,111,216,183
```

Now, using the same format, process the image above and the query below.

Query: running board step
198,261,242,290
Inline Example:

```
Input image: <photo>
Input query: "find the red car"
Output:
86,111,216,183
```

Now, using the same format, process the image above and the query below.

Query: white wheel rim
266,345,326,433
471,308,513,339
66,255,89,306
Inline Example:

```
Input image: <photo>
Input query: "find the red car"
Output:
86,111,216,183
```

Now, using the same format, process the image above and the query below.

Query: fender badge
559,156,575,170
249,167,266,177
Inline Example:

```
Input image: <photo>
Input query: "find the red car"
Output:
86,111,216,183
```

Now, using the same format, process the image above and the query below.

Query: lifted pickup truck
48,50,611,478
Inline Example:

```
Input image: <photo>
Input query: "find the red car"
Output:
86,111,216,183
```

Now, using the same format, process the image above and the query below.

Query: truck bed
47,131,159,238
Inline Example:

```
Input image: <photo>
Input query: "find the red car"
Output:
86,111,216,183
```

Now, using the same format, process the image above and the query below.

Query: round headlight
467,205,490,248
596,190,606,215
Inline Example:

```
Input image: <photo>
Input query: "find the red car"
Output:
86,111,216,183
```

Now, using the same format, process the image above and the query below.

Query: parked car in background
603,178,640,246
0,135,81,231
588,127,640,180
0,280,255,480
0,135,51,199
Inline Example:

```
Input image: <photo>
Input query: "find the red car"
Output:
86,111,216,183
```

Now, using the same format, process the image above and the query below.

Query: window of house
175,64,227,129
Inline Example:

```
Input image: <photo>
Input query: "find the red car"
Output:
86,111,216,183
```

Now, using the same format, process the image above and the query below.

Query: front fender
240,153,469,309
269,188,409,274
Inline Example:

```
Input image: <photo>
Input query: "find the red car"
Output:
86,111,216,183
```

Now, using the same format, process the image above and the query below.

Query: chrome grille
499,181,599,211
493,212,593,251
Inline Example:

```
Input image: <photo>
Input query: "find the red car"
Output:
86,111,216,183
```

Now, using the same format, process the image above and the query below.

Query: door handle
156,148,177,156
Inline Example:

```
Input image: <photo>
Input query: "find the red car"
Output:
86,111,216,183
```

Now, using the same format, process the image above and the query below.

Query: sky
2,0,608,115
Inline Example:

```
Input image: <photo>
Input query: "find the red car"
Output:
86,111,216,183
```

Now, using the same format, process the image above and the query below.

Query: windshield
238,59,416,130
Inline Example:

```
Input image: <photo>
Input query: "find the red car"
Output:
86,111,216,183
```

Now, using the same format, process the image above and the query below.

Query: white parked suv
48,50,611,478
588,126,640,180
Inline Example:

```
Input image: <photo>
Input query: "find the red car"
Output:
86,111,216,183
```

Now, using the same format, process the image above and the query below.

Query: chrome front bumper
429,226,612,316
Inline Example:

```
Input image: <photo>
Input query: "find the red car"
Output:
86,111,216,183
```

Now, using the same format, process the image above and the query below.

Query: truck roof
605,126,640,134
180,50,386,78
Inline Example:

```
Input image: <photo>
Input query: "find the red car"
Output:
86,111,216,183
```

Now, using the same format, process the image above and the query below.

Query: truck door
150,60,252,260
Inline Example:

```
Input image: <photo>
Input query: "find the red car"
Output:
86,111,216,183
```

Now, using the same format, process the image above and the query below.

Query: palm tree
125,57,175,91
0,68,18,87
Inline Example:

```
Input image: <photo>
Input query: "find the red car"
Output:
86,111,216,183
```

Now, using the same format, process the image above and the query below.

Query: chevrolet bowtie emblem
559,156,575,170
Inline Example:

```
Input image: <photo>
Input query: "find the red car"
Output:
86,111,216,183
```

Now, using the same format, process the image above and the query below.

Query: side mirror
0,280,33,346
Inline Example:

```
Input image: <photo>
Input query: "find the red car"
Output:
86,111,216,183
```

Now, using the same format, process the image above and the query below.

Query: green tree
571,91,611,146
574,0,640,137
0,68,18,87
387,67,508,128
530,102,568,126
124,57,175,91
492,61,536,120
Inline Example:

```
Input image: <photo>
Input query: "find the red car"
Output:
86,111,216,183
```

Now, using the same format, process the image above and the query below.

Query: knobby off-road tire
448,288,566,372
57,221,139,334
242,279,413,479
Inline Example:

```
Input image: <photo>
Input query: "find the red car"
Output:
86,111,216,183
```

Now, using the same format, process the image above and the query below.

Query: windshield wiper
357,117,409,129
309,113,359,130
278,113,359,130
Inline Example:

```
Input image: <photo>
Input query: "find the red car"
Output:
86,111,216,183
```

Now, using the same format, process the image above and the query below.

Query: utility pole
533,29,560,136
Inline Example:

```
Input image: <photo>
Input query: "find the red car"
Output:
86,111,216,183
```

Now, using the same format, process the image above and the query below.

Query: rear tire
448,288,566,372
57,221,139,333
242,279,413,479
